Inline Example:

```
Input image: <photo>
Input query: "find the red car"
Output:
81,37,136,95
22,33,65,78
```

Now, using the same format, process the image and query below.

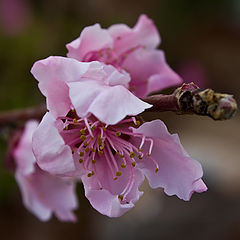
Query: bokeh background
0,0,240,239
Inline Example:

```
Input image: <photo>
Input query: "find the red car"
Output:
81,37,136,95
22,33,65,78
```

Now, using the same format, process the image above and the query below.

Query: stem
0,83,237,127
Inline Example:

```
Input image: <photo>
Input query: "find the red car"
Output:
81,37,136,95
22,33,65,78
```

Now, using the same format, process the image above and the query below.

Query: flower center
59,110,158,201
82,46,142,70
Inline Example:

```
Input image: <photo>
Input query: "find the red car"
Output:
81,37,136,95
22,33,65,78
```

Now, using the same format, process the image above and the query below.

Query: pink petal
66,24,113,61
15,165,78,222
123,49,182,97
109,14,160,56
13,120,38,175
81,155,144,217
132,120,207,200
32,112,75,175
68,81,152,125
31,56,95,117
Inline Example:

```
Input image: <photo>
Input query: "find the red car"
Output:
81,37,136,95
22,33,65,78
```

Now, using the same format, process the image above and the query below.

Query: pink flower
31,57,207,217
66,14,182,97
13,120,78,222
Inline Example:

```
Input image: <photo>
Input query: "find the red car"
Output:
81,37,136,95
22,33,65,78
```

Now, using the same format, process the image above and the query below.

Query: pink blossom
66,14,182,97
13,120,78,222
31,57,206,217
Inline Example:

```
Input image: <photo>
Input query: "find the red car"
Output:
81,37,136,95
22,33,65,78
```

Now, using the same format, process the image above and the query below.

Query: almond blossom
66,14,182,97
31,57,207,217
13,120,78,221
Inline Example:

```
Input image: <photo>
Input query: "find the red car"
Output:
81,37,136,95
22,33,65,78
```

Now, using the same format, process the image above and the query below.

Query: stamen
84,118,93,137
115,131,121,137
73,118,77,125
80,129,86,135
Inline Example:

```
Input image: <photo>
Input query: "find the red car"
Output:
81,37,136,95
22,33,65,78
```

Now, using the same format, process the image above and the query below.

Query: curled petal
68,81,152,125
32,112,75,175
123,49,182,97
109,14,160,55
66,24,113,61
15,166,78,222
132,120,207,200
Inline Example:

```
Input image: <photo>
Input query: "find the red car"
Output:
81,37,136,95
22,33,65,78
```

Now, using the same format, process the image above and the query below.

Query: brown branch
0,104,46,128
143,83,237,120
0,83,237,128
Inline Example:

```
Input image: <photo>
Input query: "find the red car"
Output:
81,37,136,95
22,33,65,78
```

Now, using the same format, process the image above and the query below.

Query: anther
102,127,107,131
80,152,84,157
115,131,121,137
155,168,159,173
80,135,86,141
73,118,77,125
136,120,141,126
85,147,90,153
80,129,86,135
98,150,103,156
138,149,142,152
64,126,68,130
138,155,143,159
91,125,96,131
116,171,122,177
131,162,136,167
78,158,83,163
121,164,126,168
113,177,118,181
83,142,88,147
72,149,75,154
91,148,96,152
118,195,123,201
92,159,96,164
130,152,135,158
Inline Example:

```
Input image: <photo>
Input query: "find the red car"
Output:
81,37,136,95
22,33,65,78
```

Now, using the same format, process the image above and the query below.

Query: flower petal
123,49,182,97
109,14,160,55
68,81,152,125
66,24,113,61
31,56,99,117
132,120,207,200
81,155,144,217
13,120,38,175
32,112,75,175
15,165,78,222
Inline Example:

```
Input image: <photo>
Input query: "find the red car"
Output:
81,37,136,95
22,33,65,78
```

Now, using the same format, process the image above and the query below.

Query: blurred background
0,0,240,239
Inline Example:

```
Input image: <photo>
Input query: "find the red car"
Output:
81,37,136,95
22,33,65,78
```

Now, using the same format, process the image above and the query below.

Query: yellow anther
118,195,123,201
113,177,118,181
64,126,68,130
71,109,75,113
155,168,159,173
116,171,122,177
102,127,107,131
131,161,136,167
98,150,103,156
73,118,77,125
99,143,104,150
91,148,96,152
91,171,95,176
78,158,83,163
72,149,75,154
115,131,121,137
91,125,96,131
80,152,84,157
92,159,96,164
136,120,141,126
130,152,135,158
138,149,142,152
120,154,125,158
121,163,126,168
116,150,120,154
85,147,90,153
80,135,87,141
87,173,92,177
80,129,86,135
83,142,88,147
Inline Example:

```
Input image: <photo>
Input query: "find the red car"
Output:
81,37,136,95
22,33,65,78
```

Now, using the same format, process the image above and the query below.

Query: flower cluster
12,15,207,221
